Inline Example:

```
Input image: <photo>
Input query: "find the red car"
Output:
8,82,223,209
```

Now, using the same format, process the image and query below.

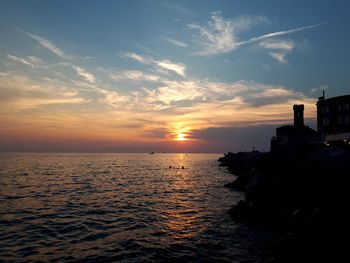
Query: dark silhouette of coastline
219,93,350,262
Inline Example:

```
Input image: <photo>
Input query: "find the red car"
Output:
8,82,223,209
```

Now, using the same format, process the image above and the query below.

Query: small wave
0,153,272,262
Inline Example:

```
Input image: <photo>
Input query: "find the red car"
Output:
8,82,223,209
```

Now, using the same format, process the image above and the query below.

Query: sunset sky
1,0,349,153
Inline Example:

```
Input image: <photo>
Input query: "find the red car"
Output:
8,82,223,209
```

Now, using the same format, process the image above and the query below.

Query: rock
220,146,350,263
224,170,255,190
218,151,263,176
228,200,252,221
274,232,309,263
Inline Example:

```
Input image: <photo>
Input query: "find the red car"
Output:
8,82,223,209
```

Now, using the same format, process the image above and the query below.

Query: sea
0,153,272,262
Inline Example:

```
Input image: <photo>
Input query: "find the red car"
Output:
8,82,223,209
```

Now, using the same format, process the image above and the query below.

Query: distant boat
149,152,154,154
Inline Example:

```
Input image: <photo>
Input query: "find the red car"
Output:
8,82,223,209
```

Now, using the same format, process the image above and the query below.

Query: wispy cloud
165,38,188,48
269,52,287,63
259,39,294,63
83,56,98,60
259,39,294,50
58,63,96,83
7,54,48,68
189,12,324,56
133,79,308,111
310,85,328,94
125,52,151,64
0,72,87,111
7,54,34,68
27,56,46,66
238,23,325,46
21,29,73,59
156,60,186,77
68,80,129,109
71,66,96,83
125,52,186,77
107,70,162,82
161,2,192,16
188,12,268,56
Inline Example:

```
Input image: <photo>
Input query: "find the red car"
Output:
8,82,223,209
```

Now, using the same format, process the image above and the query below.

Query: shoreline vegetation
219,146,350,263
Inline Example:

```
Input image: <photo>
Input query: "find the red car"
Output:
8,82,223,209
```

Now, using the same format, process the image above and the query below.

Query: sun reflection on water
160,154,203,240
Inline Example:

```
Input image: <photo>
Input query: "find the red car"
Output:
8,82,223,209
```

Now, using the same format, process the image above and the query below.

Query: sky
0,0,349,153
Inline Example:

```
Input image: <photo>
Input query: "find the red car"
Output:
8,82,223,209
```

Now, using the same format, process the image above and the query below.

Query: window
321,106,329,113
338,103,349,111
323,117,330,126
338,115,349,124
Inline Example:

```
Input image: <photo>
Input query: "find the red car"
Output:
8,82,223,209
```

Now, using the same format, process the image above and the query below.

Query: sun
175,133,187,141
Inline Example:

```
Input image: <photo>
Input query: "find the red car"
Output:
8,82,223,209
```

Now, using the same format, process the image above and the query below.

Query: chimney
293,104,304,127
318,90,326,101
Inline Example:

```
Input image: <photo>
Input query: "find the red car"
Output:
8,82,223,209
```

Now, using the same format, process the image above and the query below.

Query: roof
317,94,350,105
276,125,318,135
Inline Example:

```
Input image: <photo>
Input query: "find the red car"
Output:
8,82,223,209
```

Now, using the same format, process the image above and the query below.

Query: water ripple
0,153,272,262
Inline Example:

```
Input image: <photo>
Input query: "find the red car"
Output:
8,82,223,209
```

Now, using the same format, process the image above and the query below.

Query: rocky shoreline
219,147,350,262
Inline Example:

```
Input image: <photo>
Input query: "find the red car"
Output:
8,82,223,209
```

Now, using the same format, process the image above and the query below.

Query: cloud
21,30,73,59
27,56,46,66
125,52,186,77
127,79,316,143
71,66,96,83
189,12,324,56
98,89,128,108
0,68,317,146
192,125,277,152
0,72,87,111
7,54,34,68
133,79,309,112
160,2,192,16
6,54,48,68
269,52,287,63
259,39,294,50
156,60,186,77
310,85,328,94
165,38,188,47
188,12,268,56
108,70,161,82
118,78,314,140
259,39,295,63
83,56,98,60
138,80,204,108
242,23,324,63
68,80,129,109
70,70,314,129
125,52,151,64
238,23,325,46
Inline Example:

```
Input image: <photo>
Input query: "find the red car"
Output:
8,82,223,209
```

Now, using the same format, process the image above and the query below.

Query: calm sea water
0,153,272,262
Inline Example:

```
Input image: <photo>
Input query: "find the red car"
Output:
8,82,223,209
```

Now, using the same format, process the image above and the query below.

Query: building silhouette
271,104,319,153
316,93,350,142
271,93,350,152
293,104,305,127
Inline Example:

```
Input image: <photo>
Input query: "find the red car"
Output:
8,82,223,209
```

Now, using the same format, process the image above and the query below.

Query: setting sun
175,133,187,141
